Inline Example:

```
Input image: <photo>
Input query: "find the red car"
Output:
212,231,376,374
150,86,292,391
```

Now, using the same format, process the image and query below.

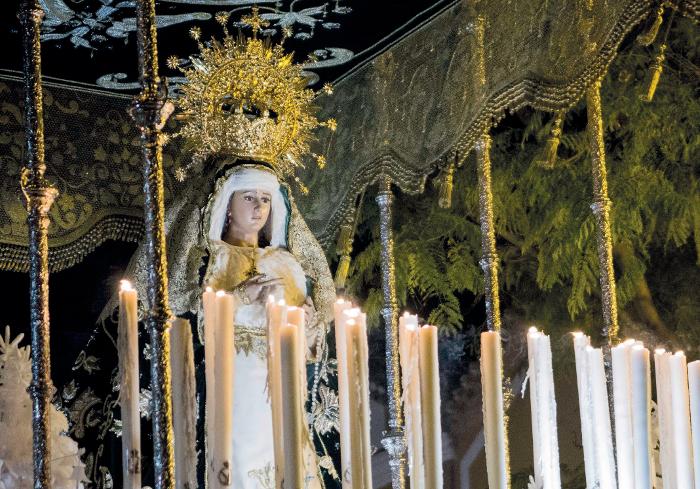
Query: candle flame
571,331,583,338
343,308,361,318
528,326,539,334
277,299,286,306
346,319,357,326
267,294,275,304
120,280,133,292
205,286,213,293
336,298,345,304
632,344,645,351
655,348,666,355
216,290,226,297
675,351,685,357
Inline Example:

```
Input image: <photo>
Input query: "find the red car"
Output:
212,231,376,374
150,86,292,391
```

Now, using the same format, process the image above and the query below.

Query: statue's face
228,189,272,236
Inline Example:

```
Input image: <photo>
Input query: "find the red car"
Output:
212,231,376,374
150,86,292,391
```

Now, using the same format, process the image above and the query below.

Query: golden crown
170,8,336,185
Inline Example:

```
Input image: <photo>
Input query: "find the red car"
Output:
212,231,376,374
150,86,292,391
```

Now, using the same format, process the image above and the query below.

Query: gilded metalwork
586,81,619,346
375,176,407,489
170,8,335,182
18,0,59,487
131,0,175,487
475,136,502,333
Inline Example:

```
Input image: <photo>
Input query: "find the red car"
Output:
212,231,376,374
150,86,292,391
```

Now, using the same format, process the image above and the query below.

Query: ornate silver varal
375,176,407,489
130,0,175,486
19,0,59,487
475,136,501,333
586,81,619,346
586,80,620,456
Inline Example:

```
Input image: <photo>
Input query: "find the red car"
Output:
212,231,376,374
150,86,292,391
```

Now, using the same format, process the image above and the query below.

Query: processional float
15,0,700,488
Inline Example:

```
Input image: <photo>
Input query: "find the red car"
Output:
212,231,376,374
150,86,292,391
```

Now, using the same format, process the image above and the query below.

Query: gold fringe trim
0,216,143,272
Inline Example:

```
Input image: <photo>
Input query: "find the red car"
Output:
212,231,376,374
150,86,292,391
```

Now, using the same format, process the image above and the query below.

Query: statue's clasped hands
234,273,282,305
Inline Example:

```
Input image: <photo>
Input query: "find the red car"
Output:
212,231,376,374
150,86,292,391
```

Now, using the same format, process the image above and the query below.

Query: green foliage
347,17,700,339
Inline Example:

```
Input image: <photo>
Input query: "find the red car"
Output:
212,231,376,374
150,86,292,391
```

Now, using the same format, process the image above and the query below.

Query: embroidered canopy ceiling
0,0,698,271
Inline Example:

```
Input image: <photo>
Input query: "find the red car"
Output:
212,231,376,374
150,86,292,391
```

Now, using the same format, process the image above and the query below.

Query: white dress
205,240,323,489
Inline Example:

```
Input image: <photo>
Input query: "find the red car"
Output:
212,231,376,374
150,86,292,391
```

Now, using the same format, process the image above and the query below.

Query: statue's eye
261,197,270,204
244,195,254,202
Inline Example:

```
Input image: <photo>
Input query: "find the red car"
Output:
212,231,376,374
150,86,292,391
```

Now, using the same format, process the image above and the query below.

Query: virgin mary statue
64,157,340,489
62,12,341,489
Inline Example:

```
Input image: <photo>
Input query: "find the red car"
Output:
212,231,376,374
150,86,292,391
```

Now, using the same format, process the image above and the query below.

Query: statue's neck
222,228,258,248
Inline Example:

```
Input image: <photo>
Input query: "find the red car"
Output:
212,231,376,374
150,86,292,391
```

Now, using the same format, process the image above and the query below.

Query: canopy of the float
0,0,697,271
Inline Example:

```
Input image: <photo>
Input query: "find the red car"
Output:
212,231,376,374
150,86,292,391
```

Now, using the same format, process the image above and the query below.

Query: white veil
207,166,289,248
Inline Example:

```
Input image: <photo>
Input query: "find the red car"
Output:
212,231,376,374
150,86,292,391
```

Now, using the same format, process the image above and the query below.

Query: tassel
334,255,351,289
640,44,666,103
637,6,664,47
536,111,564,169
334,223,354,289
438,163,455,209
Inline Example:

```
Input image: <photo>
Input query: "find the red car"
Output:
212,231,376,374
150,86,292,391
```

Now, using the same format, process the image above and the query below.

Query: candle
630,344,653,488
669,351,694,489
480,330,508,489
654,349,677,489
280,323,304,488
526,328,561,489
346,317,372,489
611,341,634,488
419,325,443,489
202,286,217,485
688,360,700,489
118,280,141,489
214,291,235,486
287,306,308,409
334,299,353,487
170,317,197,489
399,313,424,489
572,333,596,487
267,297,286,488
587,346,617,489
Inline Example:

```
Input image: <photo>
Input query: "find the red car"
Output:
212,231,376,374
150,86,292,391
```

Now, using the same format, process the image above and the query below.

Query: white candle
202,286,217,486
526,328,561,489
480,330,508,489
170,318,197,489
214,291,235,487
118,280,141,489
654,349,677,489
287,306,308,410
611,341,635,488
267,297,286,489
334,299,353,487
399,313,425,489
688,360,700,489
280,323,304,488
572,333,597,488
419,325,443,489
346,318,372,489
587,346,617,489
669,351,694,489
630,344,653,488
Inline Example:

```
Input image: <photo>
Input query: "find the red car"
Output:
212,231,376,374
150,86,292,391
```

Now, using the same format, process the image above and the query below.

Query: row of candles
482,326,700,489
117,283,445,488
